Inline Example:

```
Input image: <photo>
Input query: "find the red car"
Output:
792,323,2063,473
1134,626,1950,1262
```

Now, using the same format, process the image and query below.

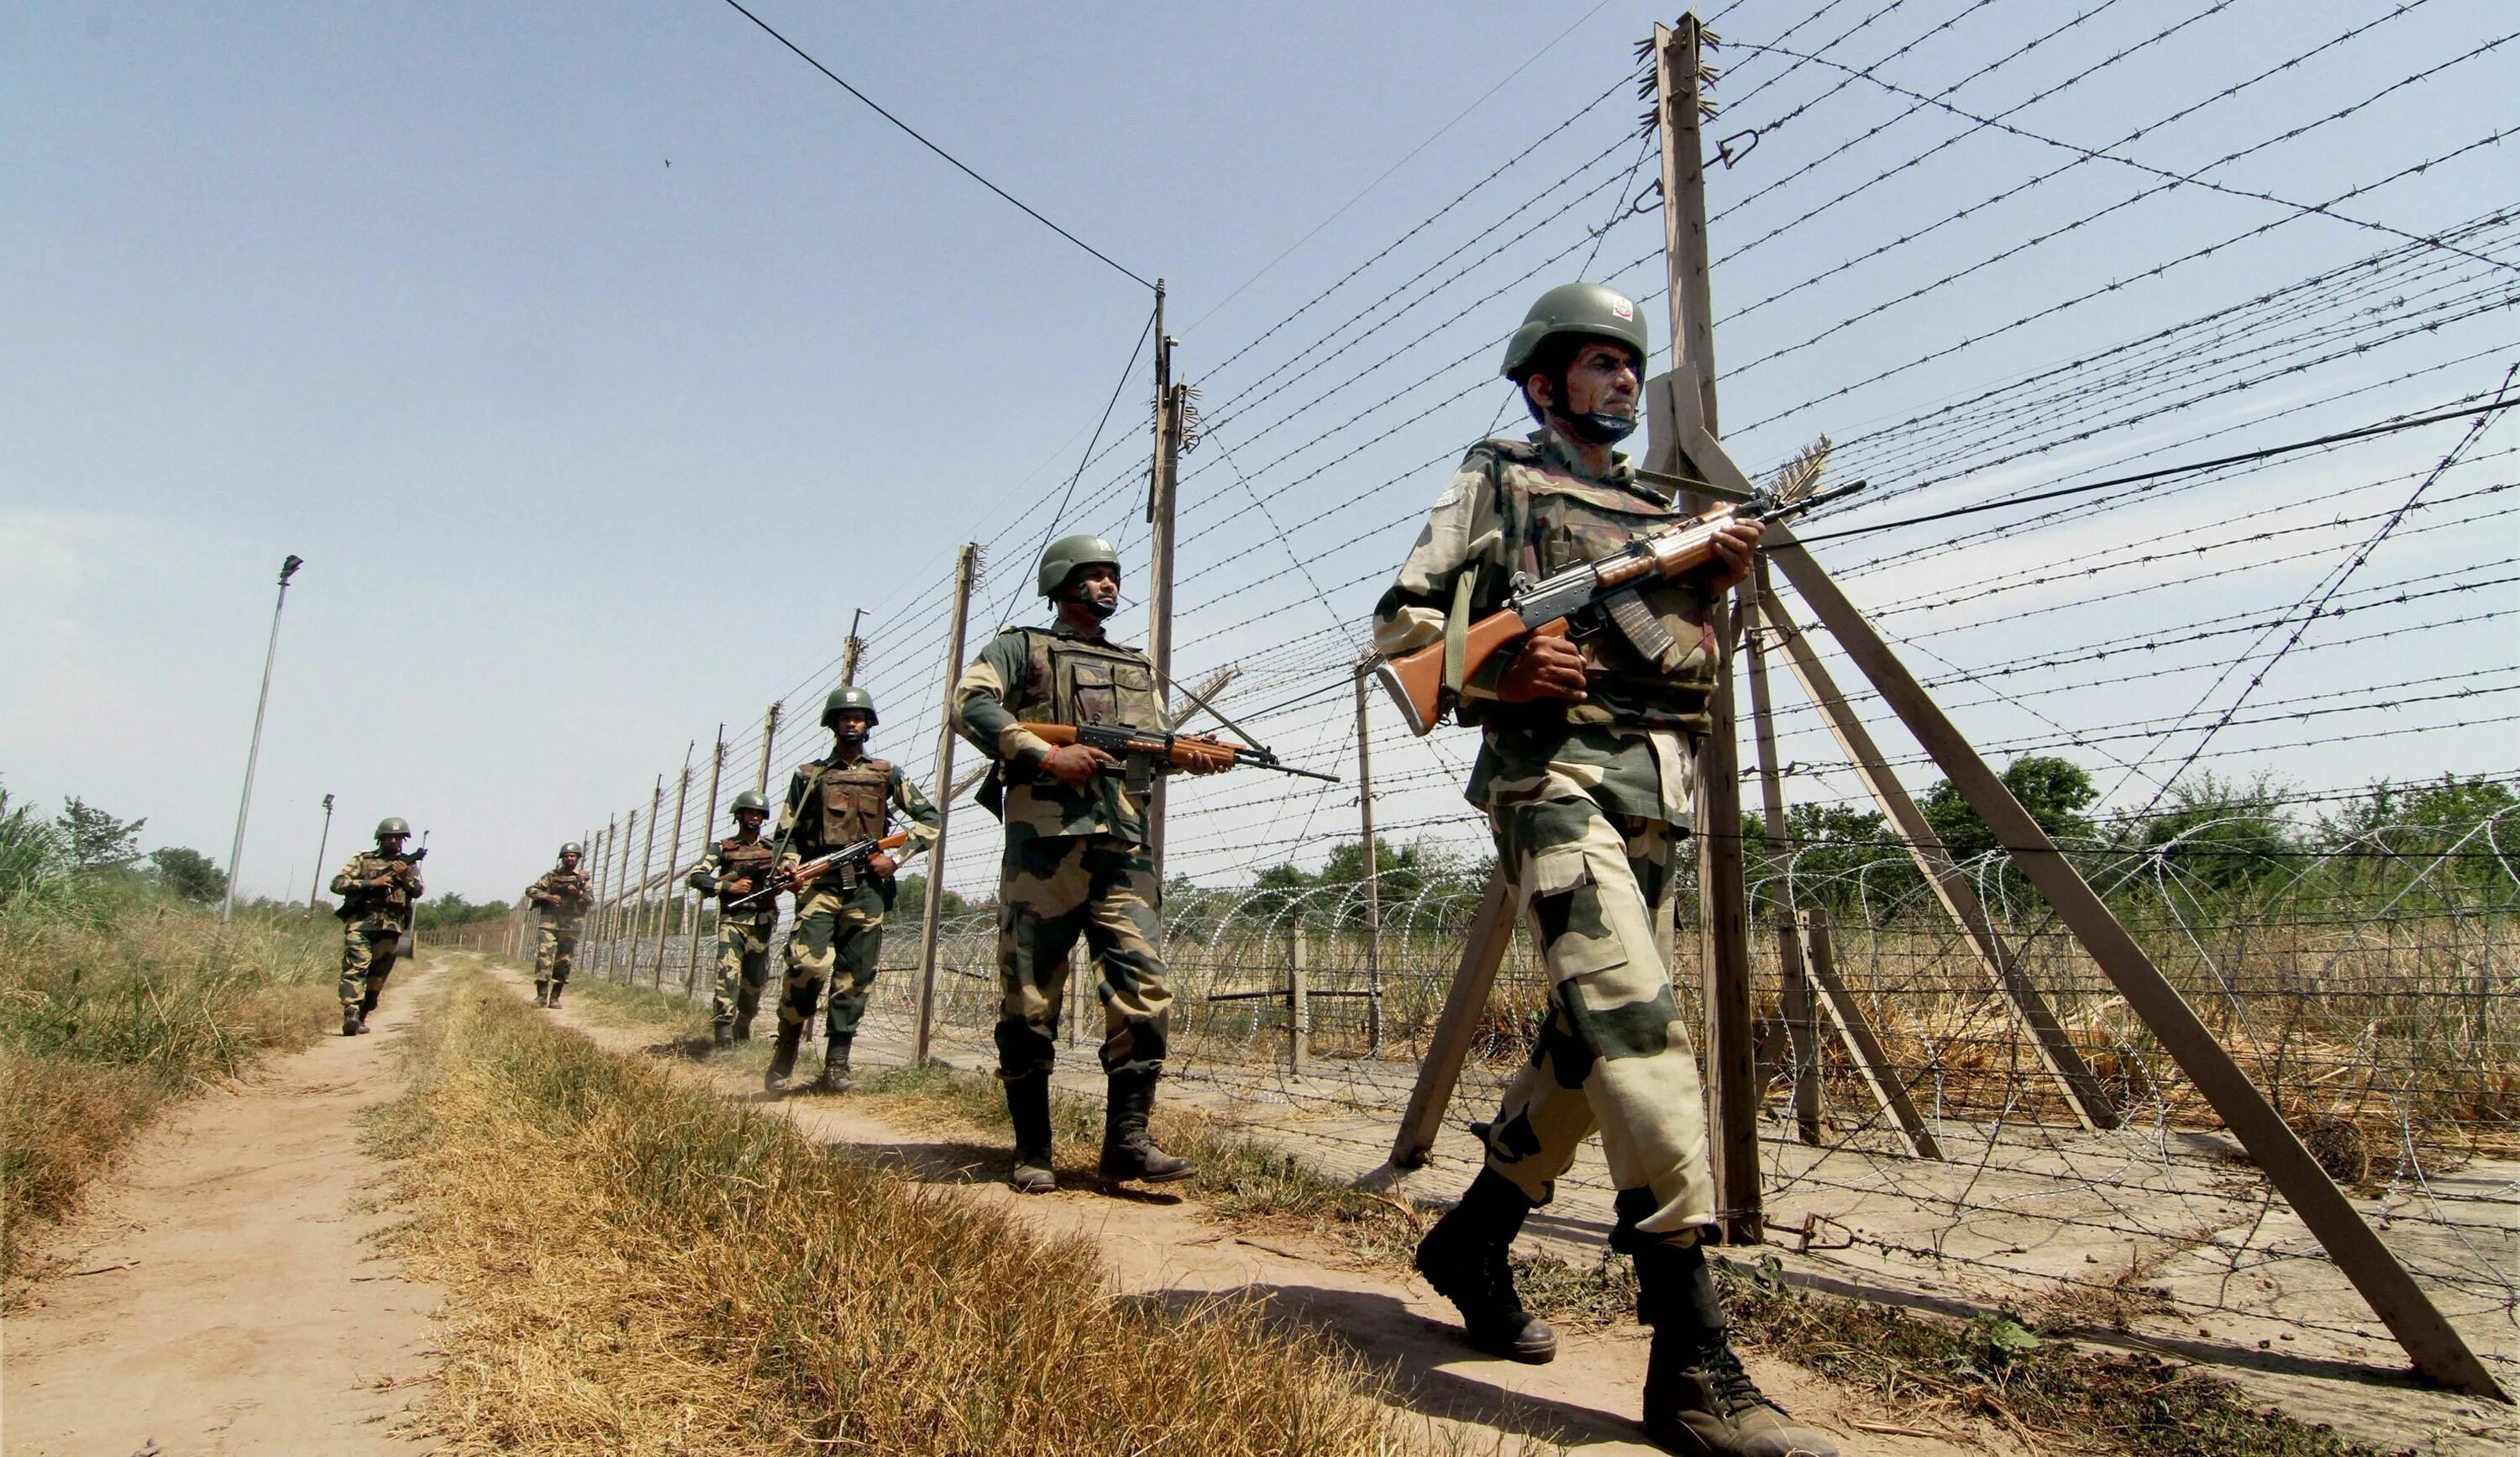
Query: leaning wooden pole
1654,15,1761,1243
913,544,980,1064
686,731,725,992
650,753,692,989
1740,560,1822,1145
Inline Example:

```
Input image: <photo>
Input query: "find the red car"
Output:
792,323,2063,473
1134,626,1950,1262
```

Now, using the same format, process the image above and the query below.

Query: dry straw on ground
370,969,1431,1456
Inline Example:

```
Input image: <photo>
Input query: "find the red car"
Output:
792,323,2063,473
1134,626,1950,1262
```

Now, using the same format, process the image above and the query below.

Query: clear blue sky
5,1,2512,903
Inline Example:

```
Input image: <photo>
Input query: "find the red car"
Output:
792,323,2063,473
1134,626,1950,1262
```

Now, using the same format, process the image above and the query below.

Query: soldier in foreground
524,841,594,1007
1372,283,1838,1457
330,817,423,1037
951,534,1227,1195
765,687,940,1093
687,790,779,1049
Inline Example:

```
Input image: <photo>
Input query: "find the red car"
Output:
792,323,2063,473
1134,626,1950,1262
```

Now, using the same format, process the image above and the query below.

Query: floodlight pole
223,554,303,923
304,792,335,922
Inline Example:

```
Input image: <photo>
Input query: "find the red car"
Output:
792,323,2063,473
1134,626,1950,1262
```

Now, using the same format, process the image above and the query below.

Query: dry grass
369,966,1432,1456
0,904,335,1276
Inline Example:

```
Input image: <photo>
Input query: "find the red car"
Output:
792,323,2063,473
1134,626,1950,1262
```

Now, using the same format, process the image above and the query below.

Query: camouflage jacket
331,849,423,927
1371,426,1719,826
526,865,594,923
952,623,1170,844
685,833,780,920
774,750,941,869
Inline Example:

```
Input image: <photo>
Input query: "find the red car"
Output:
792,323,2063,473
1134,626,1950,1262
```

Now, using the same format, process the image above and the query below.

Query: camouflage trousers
1476,786,1715,1248
533,920,580,986
711,916,777,1028
339,918,403,1013
995,833,1170,1080
780,880,885,1039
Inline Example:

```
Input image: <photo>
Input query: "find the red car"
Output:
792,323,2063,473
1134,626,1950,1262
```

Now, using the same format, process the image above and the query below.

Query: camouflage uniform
773,754,940,1041
952,623,1176,1081
524,862,593,995
1373,424,1721,1246
331,849,423,1020
688,829,780,1034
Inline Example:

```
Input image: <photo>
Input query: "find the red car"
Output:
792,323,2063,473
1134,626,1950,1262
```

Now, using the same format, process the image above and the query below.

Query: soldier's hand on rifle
866,852,897,879
1042,743,1117,787
725,878,754,897
1704,517,1763,593
1496,633,1591,703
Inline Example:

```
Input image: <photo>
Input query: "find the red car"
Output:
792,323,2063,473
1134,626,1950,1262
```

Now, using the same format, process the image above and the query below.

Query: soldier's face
1558,342,1640,422
379,834,407,855
735,809,767,834
1065,564,1121,611
561,853,580,869
832,710,873,741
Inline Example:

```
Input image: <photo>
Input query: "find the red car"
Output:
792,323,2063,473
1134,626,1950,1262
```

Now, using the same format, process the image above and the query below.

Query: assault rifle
1016,723,1341,783
726,830,910,911
1377,471,1866,736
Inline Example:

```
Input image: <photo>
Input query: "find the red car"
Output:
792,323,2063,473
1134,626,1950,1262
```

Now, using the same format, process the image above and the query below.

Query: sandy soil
3,964,444,1456
512,958,2011,1456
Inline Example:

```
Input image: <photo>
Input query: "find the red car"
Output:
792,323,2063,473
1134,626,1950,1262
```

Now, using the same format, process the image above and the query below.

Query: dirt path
3,962,444,1456
507,959,2007,1456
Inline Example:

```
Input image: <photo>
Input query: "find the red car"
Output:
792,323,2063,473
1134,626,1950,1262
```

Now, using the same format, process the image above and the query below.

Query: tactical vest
714,836,776,907
1008,629,1165,732
805,758,892,849
1466,441,1717,732
339,853,413,922
545,869,591,909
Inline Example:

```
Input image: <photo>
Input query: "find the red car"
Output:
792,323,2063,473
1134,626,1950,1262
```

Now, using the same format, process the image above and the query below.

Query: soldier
1372,283,1837,1457
766,686,941,1094
687,790,779,1049
950,534,1227,1195
330,817,423,1037
523,842,594,1007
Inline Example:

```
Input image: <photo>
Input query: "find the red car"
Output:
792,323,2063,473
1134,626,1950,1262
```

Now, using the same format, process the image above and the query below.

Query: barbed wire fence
440,0,2517,1407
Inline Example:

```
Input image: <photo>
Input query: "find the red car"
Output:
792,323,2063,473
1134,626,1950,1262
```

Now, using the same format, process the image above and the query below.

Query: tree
1922,755,2096,865
55,797,145,872
148,846,228,902
2133,773,2299,893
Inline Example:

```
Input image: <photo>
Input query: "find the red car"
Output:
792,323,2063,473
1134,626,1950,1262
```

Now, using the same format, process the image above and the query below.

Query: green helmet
822,685,878,729
559,841,584,858
729,790,769,818
1499,281,1650,382
375,817,411,839
1037,533,1121,597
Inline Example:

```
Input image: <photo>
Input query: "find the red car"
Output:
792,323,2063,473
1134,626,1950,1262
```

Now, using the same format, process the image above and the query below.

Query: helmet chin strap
1060,585,1120,621
1557,406,1638,445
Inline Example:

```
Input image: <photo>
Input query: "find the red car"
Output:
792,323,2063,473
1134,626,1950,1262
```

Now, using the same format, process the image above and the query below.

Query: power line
717,0,1155,291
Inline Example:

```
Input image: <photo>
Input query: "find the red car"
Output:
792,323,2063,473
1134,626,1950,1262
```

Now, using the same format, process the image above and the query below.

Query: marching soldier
766,686,940,1094
687,790,779,1049
950,534,1227,1194
1372,283,1837,1457
330,817,423,1037
524,842,594,1007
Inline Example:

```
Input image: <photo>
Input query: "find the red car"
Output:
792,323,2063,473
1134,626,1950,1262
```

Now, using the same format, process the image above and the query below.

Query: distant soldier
766,686,941,1094
950,534,1227,1194
687,790,779,1049
1373,282,1834,1456
524,842,594,1007
330,817,423,1037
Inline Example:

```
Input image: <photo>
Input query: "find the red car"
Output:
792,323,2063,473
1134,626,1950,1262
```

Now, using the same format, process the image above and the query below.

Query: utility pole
1354,658,1383,1054
223,554,303,923
1143,281,1184,884
1653,17,1760,1244
304,791,334,922
755,702,783,798
842,608,867,685
914,544,980,1064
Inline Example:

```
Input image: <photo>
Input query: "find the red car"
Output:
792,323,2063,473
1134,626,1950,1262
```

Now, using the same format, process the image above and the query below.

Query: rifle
1377,464,1866,736
726,830,910,912
1017,723,1341,783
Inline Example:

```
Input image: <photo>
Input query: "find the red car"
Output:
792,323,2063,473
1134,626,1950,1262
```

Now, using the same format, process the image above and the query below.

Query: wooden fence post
1289,927,1310,1074
915,544,979,1065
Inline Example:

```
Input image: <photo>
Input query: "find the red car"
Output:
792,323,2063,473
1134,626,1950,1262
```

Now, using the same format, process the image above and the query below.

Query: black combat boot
1635,1230,1835,1457
712,1022,735,1050
764,1023,803,1094
534,981,550,1007
1096,1069,1193,1184
1005,1072,1057,1194
546,981,564,1008
811,1034,857,1093
342,1007,362,1038
1414,1169,1557,1363
732,987,760,1041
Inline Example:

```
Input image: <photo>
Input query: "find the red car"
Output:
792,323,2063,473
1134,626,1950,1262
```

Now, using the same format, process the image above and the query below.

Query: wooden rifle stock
1377,617,1570,738
1021,722,1241,774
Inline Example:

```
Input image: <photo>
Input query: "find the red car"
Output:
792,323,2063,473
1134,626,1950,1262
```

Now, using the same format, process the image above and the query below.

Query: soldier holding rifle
763,686,940,1094
524,841,593,1007
330,816,424,1037
1373,282,1837,1457
687,790,780,1049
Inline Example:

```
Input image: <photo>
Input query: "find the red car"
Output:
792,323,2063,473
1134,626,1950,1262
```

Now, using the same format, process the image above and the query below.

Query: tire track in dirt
3,963,444,1455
